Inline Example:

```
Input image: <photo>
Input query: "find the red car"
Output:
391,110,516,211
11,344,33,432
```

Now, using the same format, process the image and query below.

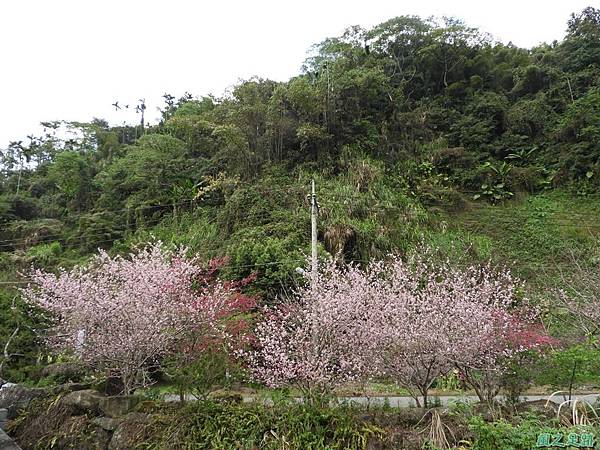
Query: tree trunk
419,386,429,408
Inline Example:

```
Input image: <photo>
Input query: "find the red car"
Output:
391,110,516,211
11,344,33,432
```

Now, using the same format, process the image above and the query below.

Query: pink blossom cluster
248,255,548,404
21,242,245,394
246,261,386,392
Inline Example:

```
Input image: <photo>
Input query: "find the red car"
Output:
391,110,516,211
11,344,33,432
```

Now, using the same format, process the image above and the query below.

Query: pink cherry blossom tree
21,242,242,395
246,259,385,397
454,310,554,404
376,257,547,407
372,256,453,408
247,253,546,408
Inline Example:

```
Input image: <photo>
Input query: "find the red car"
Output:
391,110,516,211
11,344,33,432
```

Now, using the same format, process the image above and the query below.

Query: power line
11,198,201,223
0,258,592,286
0,182,597,246
319,199,600,227
0,223,153,248
0,258,313,285
0,188,355,248
1,208,597,251
0,216,222,253
453,219,600,229
0,206,217,247
318,193,600,214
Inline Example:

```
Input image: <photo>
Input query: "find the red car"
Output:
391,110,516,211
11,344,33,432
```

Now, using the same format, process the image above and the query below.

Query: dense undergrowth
10,391,600,450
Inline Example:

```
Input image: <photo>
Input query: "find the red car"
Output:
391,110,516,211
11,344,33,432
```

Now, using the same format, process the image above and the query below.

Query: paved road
165,392,600,407
332,393,600,407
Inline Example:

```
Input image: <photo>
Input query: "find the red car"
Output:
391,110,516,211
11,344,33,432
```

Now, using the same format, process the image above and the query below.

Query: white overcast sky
0,0,592,150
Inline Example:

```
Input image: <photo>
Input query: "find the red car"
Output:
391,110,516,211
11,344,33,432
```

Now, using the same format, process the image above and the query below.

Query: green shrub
166,349,242,401
468,415,540,450
534,345,600,390
138,401,383,450
26,241,62,265
468,416,600,450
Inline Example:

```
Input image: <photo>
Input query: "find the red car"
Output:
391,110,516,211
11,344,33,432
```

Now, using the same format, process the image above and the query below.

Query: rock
0,409,7,430
41,362,85,383
51,382,92,394
133,400,157,413
207,389,243,404
54,416,111,450
0,429,22,450
104,374,125,396
99,396,140,418
92,416,120,431
109,412,150,450
515,399,558,419
60,389,104,414
0,384,46,420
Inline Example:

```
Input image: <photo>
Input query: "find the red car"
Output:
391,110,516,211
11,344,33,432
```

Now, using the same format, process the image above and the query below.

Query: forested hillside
1,8,599,381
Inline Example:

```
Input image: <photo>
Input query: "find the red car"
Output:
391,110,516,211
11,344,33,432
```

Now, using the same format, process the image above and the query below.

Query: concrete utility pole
310,179,318,286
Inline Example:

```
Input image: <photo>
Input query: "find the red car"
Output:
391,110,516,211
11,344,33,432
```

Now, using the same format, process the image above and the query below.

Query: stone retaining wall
0,429,21,450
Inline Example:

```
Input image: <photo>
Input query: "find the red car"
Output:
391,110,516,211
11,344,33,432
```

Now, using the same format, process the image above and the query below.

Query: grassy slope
432,190,600,286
